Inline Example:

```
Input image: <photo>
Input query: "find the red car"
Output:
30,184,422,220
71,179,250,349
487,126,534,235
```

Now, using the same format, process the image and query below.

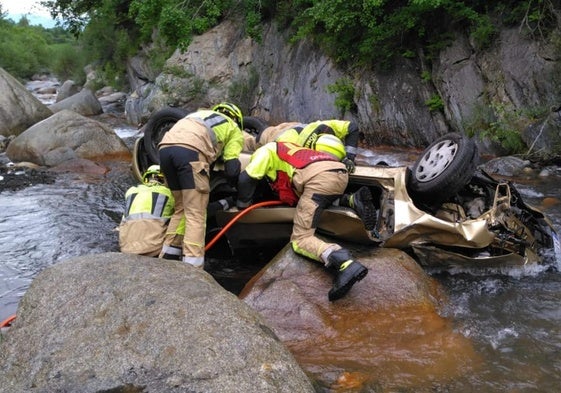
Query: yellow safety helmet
312,134,346,160
212,102,243,129
142,165,165,184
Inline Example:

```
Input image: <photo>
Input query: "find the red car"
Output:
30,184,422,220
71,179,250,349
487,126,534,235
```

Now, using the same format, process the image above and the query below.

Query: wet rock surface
241,245,479,391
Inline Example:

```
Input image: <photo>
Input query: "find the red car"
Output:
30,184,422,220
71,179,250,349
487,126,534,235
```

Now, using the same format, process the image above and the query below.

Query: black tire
409,133,478,205
243,116,268,137
144,107,189,163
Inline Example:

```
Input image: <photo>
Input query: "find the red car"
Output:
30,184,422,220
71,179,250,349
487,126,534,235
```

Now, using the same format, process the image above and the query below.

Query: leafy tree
0,11,80,81
0,23,50,78
41,0,104,35
286,0,498,68
128,0,233,50
50,43,87,83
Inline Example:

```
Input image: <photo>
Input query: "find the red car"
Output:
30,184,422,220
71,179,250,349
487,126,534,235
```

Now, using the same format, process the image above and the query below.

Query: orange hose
0,314,16,328
205,200,284,251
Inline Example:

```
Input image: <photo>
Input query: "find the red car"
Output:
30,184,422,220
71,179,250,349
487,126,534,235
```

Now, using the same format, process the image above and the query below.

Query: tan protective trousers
160,147,210,261
291,164,348,263
167,188,209,258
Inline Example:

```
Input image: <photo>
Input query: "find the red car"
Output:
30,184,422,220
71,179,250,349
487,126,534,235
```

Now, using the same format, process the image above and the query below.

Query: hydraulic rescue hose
0,200,286,329
0,314,15,329
205,200,284,251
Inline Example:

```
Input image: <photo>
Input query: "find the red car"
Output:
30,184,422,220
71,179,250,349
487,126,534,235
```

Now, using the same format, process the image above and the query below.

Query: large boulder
6,109,130,167
242,245,479,391
0,68,53,137
0,253,315,393
480,155,532,177
49,88,103,116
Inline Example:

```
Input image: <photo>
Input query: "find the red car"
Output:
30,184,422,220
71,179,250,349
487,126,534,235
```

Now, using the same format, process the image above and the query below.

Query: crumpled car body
213,160,558,269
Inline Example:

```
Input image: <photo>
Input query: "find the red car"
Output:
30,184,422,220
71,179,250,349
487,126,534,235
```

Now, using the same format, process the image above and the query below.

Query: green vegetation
327,78,357,116
0,10,81,81
464,102,547,154
22,0,554,92
2,0,556,83
425,94,444,112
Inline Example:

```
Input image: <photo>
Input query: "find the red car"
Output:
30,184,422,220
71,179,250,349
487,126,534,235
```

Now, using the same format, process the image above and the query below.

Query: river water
2,83,561,391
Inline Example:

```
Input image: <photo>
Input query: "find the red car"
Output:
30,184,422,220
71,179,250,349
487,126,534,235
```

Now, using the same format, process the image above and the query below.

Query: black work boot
341,186,377,230
326,249,368,301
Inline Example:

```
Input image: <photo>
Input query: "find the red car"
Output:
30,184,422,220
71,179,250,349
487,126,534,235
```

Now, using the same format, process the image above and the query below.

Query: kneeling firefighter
236,137,376,301
119,165,175,257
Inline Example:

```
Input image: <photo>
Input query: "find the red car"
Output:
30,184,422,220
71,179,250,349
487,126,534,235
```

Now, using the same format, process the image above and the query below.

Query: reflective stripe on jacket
159,109,244,163
122,183,175,223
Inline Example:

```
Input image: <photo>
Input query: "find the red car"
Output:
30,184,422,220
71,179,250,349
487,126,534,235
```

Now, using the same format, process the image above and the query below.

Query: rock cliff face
125,19,561,157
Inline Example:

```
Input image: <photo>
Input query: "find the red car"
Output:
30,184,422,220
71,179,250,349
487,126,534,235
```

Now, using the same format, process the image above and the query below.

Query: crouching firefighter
118,165,175,257
158,102,245,267
236,141,376,301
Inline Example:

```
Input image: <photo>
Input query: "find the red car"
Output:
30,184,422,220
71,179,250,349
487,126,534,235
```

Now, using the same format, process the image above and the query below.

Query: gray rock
50,88,103,116
480,156,531,177
56,79,81,102
6,109,130,167
0,67,53,137
0,252,315,393
98,91,128,114
522,107,561,161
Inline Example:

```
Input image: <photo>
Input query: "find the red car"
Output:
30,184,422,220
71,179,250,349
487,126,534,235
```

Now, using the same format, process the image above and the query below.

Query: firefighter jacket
158,109,244,164
118,183,175,256
237,142,344,206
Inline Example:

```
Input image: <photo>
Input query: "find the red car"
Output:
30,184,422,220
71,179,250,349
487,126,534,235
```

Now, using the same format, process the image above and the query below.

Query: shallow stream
2,82,561,391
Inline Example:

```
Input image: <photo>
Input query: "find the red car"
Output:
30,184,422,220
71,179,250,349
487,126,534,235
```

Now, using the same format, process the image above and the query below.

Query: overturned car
131,107,559,270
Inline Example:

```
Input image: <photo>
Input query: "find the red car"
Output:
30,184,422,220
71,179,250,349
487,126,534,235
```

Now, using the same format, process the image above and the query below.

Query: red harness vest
276,142,337,168
271,142,338,206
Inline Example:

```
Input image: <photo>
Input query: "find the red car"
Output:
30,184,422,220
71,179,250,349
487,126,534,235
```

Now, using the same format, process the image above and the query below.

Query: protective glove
224,158,241,187
224,158,241,179
342,157,356,173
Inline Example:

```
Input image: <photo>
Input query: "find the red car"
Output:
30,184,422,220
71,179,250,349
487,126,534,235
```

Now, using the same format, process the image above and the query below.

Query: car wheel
409,132,478,205
132,136,152,183
143,107,190,163
243,116,268,137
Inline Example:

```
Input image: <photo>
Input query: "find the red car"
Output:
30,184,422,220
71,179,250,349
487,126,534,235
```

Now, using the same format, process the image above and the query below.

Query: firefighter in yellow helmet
297,120,360,173
254,119,360,174
158,102,244,267
236,140,376,301
118,165,175,257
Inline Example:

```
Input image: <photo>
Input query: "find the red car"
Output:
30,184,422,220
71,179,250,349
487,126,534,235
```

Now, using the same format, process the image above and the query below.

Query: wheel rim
415,139,458,182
